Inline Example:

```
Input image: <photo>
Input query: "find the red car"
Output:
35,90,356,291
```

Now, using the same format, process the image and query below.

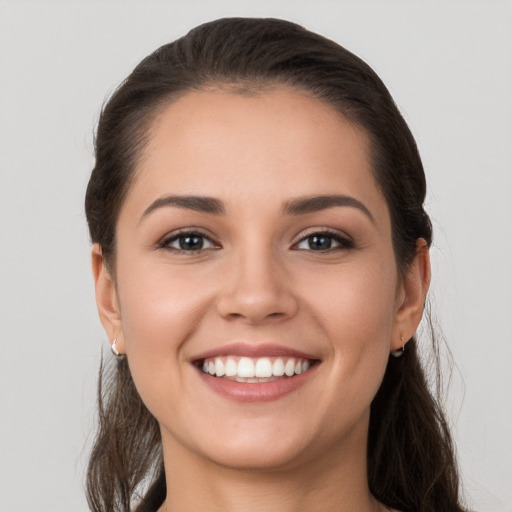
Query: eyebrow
141,195,226,220
283,194,375,224
140,193,374,224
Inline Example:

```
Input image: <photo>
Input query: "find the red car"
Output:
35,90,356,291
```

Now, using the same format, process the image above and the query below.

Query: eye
160,230,219,252
294,231,354,252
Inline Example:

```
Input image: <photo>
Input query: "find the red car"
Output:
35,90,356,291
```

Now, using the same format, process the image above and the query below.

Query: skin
93,88,430,512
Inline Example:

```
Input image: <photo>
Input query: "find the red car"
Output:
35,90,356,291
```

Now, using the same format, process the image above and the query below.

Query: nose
216,247,299,324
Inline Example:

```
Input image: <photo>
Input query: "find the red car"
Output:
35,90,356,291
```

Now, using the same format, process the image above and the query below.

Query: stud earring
111,338,122,357
390,336,406,358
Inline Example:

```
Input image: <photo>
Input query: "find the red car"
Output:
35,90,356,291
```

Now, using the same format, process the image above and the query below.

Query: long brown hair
85,17,465,512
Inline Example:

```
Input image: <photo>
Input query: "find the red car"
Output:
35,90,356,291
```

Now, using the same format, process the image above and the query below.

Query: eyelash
158,229,220,253
158,228,355,254
292,229,355,252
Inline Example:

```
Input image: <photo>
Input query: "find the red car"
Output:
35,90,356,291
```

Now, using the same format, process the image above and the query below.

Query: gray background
1,1,511,511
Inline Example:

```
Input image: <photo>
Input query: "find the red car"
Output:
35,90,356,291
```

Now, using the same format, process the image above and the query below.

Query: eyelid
156,226,353,252
291,227,355,250
158,227,221,251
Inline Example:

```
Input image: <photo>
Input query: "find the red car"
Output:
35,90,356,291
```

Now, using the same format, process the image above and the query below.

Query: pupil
179,235,203,250
309,235,332,250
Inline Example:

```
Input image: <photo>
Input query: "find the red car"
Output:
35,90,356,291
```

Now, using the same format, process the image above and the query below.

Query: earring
390,336,406,358
111,338,122,357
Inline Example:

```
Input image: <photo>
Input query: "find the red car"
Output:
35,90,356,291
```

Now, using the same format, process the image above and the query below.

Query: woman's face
96,88,416,470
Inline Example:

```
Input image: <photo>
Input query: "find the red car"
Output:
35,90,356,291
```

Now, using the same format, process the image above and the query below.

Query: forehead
123,88,389,223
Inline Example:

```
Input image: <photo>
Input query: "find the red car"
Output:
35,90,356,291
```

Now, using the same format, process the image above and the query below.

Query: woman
85,17,465,512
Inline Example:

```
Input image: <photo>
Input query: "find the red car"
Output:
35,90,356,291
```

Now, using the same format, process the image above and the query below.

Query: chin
160,413,316,472
181,413,351,473
202,441,311,472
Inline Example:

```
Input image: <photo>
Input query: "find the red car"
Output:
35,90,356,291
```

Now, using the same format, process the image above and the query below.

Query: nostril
216,279,299,323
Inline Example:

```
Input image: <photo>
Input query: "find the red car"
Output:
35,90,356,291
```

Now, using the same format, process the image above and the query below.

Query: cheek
117,254,215,345
308,255,398,342
304,256,398,401
113,257,215,406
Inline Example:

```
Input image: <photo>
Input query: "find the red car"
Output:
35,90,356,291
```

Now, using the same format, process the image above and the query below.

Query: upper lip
191,342,319,362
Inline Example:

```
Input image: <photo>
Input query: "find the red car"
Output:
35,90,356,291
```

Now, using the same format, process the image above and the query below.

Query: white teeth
201,355,313,380
255,358,272,378
238,357,255,378
215,358,225,377
272,358,285,376
225,357,237,376
284,359,296,377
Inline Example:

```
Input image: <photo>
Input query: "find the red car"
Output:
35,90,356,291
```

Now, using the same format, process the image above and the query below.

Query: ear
91,244,125,355
392,238,431,351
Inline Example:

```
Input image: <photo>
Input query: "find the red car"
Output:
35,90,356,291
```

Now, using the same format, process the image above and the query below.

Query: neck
159,424,384,512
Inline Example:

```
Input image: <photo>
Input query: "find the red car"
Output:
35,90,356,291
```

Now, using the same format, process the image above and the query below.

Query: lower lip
197,366,317,403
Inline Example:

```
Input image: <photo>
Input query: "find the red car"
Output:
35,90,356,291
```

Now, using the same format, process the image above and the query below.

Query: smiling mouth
197,356,317,383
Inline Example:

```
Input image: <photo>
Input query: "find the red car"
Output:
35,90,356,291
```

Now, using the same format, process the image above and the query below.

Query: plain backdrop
0,1,511,511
